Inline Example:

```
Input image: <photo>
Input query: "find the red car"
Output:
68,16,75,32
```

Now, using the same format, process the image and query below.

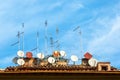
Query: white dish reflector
88,58,98,67
48,57,55,64
37,53,44,59
17,59,25,65
71,55,78,62
17,50,24,57
60,50,66,57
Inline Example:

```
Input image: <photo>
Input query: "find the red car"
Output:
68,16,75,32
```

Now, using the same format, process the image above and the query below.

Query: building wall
97,62,111,71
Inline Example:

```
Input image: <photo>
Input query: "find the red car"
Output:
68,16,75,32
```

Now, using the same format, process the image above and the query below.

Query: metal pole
18,31,20,50
56,26,59,50
45,20,48,54
79,29,83,55
22,23,24,51
37,32,39,53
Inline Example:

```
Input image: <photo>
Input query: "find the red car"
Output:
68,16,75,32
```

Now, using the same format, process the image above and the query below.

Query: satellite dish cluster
13,50,98,67
13,50,67,66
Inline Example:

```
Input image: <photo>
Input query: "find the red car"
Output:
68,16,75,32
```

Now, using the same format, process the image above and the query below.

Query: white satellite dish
88,58,98,67
37,53,44,59
60,50,66,57
17,50,24,57
71,55,78,62
48,57,55,64
17,59,25,65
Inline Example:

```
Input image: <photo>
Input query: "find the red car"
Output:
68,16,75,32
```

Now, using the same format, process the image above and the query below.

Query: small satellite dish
84,52,92,59
26,52,33,58
53,51,60,57
12,57,19,64
88,58,98,67
71,55,78,62
37,53,44,59
60,50,66,57
17,59,25,65
17,50,24,57
48,57,55,64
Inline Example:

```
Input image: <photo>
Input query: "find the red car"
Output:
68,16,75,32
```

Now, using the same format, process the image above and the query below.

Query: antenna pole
22,23,24,51
56,26,59,50
50,37,54,52
73,26,83,55
45,20,48,54
37,31,39,53
17,31,20,50
79,28,83,55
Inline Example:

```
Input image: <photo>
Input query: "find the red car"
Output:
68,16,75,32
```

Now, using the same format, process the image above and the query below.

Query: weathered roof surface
1,71,120,80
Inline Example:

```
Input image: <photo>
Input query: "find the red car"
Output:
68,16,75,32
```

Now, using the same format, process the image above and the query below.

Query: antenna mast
56,27,59,50
22,23,24,51
73,26,83,55
50,37,54,52
11,24,24,51
45,20,48,54
79,28,82,55
31,32,39,53
17,31,20,50
37,31,39,53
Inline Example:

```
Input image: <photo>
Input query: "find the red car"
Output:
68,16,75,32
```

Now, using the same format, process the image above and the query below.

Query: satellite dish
26,52,33,58
17,59,25,65
17,50,24,57
53,51,60,57
60,50,66,57
88,58,98,67
12,57,19,64
71,55,78,62
84,52,92,59
37,53,44,59
48,57,55,64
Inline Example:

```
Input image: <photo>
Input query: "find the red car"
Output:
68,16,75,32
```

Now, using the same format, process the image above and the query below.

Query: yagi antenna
56,26,60,50
45,20,48,54
11,41,19,46
73,26,80,32
31,31,39,53
11,31,21,50
36,31,39,53
22,23,24,51
17,31,20,50
73,26,83,55
50,37,54,52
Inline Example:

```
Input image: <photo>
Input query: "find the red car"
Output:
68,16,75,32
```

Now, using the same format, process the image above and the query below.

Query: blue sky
0,0,120,69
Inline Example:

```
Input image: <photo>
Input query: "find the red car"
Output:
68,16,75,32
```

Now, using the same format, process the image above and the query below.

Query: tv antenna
17,31,20,50
31,31,39,53
73,26,83,55
21,23,24,51
50,37,54,52
56,26,60,50
11,23,24,51
11,31,21,50
45,20,48,54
